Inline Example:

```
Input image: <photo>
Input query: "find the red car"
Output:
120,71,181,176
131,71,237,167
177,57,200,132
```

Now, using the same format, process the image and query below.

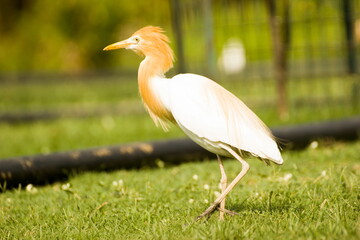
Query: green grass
0,141,359,239
0,115,184,158
0,76,139,112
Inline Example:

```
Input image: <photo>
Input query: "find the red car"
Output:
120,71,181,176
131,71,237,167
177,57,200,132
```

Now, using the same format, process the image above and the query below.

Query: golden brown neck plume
135,26,175,124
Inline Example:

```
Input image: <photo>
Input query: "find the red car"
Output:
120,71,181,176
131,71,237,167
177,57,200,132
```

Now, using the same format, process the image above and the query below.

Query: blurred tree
0,0,32,33
0,0,171,75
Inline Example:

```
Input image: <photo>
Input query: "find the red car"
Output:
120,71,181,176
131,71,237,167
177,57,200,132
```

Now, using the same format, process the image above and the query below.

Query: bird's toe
217,207,239,216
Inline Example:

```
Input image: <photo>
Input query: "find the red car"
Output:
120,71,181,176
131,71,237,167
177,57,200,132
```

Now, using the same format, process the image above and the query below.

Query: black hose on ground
0,116,359,189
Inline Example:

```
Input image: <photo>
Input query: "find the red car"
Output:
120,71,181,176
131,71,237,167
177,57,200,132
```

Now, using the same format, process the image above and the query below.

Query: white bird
104,26,283,221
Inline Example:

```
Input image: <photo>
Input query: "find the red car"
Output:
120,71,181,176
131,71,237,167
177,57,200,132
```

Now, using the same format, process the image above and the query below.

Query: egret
104,26,283,221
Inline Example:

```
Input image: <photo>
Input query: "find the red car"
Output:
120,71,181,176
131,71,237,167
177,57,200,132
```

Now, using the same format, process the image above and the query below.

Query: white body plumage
150,73,283,164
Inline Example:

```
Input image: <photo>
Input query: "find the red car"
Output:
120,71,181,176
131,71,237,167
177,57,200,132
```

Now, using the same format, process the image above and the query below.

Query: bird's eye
134,37,140,43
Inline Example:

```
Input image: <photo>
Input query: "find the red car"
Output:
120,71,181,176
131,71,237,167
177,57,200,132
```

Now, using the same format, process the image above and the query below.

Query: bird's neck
138,56,174,123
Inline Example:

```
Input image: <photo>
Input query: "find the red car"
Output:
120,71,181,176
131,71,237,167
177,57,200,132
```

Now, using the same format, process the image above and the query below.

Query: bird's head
103,26,174,72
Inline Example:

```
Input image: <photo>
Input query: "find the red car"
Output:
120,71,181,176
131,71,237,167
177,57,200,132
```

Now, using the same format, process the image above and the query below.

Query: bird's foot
194,203,219,222
217,207,239,216
194,204,239,222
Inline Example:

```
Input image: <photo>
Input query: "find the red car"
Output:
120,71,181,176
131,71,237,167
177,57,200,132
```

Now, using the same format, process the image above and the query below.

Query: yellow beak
103,40,130,51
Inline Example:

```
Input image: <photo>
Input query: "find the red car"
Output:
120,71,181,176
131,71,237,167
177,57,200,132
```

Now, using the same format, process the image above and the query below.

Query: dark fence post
342,0,357,74
266,0,290,119
170,0,186,73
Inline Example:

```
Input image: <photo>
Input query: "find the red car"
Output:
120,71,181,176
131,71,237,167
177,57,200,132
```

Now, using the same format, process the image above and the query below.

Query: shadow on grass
228,194,301,215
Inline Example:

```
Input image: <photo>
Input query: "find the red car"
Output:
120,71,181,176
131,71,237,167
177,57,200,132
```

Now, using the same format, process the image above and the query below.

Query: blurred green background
0,0,359,158
0,0,359,74
0,0,171,73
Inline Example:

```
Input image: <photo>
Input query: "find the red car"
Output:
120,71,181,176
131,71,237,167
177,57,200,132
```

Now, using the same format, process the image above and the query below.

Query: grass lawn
0,140,359,239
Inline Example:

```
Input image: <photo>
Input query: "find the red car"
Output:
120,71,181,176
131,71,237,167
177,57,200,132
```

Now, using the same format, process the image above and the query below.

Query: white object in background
218,38,246,75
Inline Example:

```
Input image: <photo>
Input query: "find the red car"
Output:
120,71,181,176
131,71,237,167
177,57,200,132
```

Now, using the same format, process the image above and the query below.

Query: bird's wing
168,73,283,164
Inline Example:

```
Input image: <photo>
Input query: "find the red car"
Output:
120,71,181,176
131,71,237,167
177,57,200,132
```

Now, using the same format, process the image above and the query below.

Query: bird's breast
138,74,175,124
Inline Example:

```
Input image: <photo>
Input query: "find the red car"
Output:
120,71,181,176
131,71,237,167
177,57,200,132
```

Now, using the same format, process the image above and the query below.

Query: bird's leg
217,154,227,220
195,144,249,221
